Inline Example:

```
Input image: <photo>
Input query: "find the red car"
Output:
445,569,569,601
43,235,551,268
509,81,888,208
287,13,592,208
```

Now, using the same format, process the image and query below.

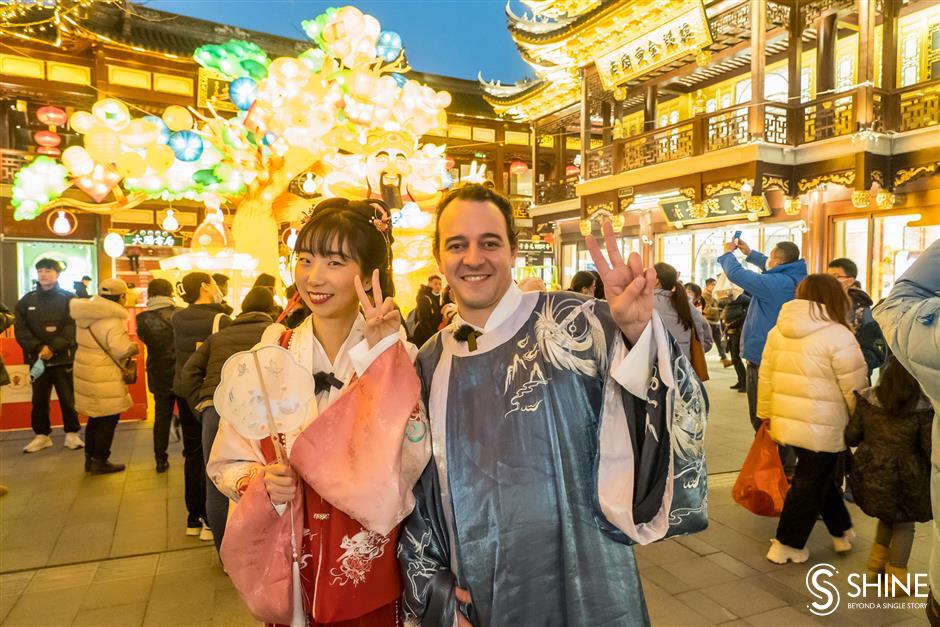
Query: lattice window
901,32,920,86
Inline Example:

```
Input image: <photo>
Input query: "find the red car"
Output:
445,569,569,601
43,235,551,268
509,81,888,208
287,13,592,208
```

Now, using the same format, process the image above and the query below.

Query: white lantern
103,232,125,258
162,209,180,232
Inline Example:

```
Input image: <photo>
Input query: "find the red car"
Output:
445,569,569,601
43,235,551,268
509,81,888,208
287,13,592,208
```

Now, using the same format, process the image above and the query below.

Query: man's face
704,282,715,294
436,199,515,323
82,279,90,287
428,278,442,294
36,268,59,290
826,267,854,292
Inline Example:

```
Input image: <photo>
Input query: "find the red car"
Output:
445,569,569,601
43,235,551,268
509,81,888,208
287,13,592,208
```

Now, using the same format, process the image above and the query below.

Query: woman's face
294,243,369,321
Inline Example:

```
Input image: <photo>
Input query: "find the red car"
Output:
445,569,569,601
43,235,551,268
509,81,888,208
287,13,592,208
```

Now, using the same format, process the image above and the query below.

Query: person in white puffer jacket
70,278,139,475
757,273,868,565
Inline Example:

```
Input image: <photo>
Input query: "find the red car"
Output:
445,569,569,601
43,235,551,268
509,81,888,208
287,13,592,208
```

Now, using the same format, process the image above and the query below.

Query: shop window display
832,218,871,290
872,214,940,300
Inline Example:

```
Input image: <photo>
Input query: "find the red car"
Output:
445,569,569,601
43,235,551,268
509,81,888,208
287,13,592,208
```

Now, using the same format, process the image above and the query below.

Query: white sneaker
64,432,84,450
766,538,810,564
199,523,214,542
23,434,53,454
833,528,856,553
185,524,201,537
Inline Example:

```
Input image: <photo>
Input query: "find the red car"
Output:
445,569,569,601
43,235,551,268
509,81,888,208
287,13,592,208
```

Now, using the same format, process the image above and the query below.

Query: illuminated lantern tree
11,5,451,278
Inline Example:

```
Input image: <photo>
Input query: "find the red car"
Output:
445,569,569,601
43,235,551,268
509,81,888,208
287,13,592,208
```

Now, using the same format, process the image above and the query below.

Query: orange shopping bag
732,422,790,517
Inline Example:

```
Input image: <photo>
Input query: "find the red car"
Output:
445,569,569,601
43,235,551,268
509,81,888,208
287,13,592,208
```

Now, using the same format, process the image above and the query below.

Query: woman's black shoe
730,383,744,390
156,459,169,473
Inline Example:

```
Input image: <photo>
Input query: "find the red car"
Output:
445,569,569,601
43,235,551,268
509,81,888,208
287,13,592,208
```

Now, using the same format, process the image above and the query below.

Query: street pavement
0,354,930,625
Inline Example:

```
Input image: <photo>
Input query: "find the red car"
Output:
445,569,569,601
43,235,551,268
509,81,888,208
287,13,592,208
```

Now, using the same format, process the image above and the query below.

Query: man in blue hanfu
398,184,709,626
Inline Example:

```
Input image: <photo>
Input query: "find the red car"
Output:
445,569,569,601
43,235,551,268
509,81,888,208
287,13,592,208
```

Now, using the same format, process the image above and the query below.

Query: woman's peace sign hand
354,269,401,348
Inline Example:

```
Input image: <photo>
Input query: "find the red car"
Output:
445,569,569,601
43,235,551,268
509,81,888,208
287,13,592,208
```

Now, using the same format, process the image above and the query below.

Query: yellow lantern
69,111,97,134
121,119,160,148
116,151,147,178
92,98,131,131
162,105,193,132
146,144,176,172
61,145,95,177
84,127,122,164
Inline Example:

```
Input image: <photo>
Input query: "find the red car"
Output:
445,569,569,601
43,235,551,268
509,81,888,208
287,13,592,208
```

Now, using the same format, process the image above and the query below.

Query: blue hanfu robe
398,288,709,626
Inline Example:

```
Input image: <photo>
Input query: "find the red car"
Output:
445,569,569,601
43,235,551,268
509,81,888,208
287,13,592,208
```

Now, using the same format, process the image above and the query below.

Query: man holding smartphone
717,236,807,434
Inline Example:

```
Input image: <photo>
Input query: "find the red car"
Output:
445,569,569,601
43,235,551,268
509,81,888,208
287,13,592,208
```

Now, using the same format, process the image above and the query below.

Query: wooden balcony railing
899,78,940,132
801,91,856,142
705,106,749,151
536,177,579,204
586,145,615,179
618,120,694,173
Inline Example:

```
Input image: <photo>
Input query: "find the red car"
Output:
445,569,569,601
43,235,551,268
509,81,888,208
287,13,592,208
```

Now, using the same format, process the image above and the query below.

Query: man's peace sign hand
354,269,401,349
585,220,657,344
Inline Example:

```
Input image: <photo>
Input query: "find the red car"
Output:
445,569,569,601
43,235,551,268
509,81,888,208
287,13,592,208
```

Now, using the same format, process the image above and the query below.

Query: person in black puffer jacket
14,258,83,453
177,286,277,554
135,279,182,473
845,354,933,583
171,272,232,541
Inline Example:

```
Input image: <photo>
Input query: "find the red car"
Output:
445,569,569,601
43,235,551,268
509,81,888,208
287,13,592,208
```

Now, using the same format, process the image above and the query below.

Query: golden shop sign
595,4,713,90
659,192,770,227
197,68,236,113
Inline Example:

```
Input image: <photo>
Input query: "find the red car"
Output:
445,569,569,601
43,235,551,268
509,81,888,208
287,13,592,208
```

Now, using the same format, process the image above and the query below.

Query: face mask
213,285,224,304
29,359,45,382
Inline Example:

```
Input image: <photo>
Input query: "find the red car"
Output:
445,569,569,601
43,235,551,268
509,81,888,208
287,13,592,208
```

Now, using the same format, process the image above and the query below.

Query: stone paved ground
0,354,930,625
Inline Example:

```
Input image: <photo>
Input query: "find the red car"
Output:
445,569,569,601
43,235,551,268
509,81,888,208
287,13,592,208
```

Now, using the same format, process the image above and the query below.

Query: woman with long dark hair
759,273,868,564
845,354,933,583
209,198,429,625
652,263,712,360
569,271,596,296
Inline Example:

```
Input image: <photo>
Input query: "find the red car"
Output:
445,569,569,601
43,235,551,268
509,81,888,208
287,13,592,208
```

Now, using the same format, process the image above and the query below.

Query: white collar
453,281,523,333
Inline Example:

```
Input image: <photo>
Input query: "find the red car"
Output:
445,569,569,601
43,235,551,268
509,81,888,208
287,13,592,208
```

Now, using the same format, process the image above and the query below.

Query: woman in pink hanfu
209,198,430,627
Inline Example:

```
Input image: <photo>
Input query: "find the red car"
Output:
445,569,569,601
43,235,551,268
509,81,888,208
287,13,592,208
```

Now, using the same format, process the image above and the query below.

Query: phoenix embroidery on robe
534,296,607,378
329,530,390,586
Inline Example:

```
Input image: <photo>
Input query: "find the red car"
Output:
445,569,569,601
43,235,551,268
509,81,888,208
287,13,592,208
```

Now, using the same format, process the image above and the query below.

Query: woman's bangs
294,215,353,261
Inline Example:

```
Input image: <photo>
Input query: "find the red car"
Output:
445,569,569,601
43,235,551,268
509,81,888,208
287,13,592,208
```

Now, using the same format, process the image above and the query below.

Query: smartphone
732,230,742,241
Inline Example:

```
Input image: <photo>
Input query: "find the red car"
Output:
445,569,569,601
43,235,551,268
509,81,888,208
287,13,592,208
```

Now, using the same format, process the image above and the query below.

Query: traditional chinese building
0,0,533,305
483,0,939,299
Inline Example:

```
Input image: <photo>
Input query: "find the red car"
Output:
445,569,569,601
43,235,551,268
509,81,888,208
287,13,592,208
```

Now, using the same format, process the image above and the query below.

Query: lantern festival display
11,5,452,279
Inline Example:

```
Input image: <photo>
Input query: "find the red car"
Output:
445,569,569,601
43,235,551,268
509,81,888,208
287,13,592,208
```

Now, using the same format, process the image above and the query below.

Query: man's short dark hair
35,258,61,273
212,273,230,287
428,275,441,283
828,257,858,279
81,275,92,282
705,278,716,286
433,184,517,255
147,278,174,298
772,241,800,265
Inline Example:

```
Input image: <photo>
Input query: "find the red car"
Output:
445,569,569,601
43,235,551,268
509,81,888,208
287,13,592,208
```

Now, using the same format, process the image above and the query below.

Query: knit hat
241,286,276,314
99,278,128,297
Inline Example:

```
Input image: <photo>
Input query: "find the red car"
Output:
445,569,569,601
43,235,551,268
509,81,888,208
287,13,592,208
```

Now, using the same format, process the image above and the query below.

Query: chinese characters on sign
658,192,770,227
197,68,236,113
518,240,554,254
595,4,713,90
124,230,181,248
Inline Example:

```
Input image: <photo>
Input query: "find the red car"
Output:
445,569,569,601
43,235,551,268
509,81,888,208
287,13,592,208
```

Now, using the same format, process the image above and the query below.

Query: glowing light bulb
301,173,317,195
103,232,125,258
162,209,180,232
52,210,71,235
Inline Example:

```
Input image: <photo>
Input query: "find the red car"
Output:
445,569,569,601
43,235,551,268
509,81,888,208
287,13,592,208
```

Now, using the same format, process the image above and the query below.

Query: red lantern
37,146,62,156
509,161,529,176
565,165,580,177
36,106,68,127
34,130,62,147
